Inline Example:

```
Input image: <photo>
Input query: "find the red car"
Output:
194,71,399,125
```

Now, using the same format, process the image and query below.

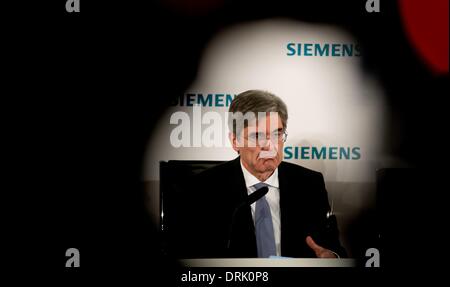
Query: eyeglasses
243,130,288,146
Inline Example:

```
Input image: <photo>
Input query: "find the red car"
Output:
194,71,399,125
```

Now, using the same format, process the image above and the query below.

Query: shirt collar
240,159,279,189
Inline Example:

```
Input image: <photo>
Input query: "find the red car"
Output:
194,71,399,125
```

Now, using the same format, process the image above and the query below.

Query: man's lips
258,157,276,161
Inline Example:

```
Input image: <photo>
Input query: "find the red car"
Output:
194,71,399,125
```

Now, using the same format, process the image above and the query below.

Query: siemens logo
286,43,361,57
284,146,361,160
171,93,236,107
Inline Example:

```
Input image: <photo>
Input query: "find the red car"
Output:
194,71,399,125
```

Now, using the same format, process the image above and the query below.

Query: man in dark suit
172,90,345,258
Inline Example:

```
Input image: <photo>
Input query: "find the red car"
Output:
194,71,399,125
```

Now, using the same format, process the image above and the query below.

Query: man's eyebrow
250,128,282,134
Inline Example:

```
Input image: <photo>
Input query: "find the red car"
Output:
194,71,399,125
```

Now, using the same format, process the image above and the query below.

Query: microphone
227,186,269,249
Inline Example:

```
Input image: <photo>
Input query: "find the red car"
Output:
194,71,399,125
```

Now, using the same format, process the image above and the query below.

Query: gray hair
228,90,288,136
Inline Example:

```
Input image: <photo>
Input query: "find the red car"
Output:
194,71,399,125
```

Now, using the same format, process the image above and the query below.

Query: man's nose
260,137,272,150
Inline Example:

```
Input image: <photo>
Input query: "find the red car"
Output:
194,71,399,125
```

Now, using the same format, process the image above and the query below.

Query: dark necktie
252,182,276,257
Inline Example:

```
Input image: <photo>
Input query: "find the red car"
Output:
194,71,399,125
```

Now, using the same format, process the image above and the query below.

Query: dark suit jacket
170,156,346,258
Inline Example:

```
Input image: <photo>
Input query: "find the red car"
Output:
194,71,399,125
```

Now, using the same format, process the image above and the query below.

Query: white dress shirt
240,160,281,256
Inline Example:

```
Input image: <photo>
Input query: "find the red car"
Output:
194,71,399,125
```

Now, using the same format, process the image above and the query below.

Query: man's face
231,113,285,177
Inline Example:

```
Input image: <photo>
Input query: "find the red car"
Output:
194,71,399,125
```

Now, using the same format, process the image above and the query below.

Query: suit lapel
278,163,314,257
227,157,257,257
278,162,290,255
228,157,250,203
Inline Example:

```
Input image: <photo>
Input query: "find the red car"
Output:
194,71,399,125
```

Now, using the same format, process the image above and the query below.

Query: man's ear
229,132,240,153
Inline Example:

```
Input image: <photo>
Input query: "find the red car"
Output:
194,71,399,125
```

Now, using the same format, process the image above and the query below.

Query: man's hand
306,236,337,258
